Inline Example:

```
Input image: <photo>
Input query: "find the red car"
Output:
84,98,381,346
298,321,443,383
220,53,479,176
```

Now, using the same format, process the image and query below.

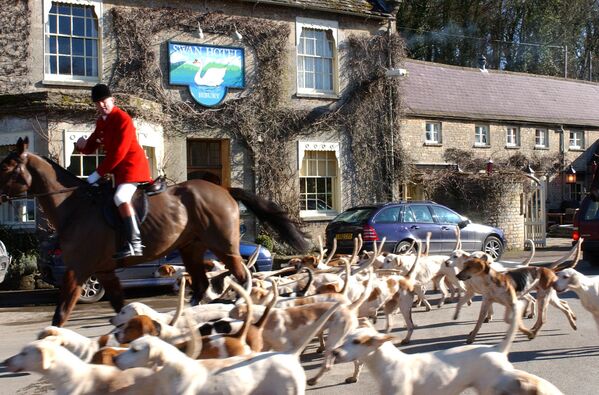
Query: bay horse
0,137,308,326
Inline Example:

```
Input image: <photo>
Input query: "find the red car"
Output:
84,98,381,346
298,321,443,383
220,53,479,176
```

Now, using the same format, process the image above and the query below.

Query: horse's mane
41,155,87,186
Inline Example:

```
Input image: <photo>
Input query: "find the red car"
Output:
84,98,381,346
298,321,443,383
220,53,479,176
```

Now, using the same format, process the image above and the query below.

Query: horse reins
0,186,80,203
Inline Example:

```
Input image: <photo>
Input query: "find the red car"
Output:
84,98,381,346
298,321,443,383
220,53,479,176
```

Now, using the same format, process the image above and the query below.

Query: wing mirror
458,219,471,229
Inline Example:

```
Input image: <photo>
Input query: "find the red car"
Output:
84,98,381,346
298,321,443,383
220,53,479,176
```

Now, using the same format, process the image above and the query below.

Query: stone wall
488,181,525,250
400,117,599,211
0,0,30,93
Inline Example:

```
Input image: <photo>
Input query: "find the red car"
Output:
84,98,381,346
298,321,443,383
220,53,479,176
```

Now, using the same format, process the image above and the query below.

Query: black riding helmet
91,83,111,102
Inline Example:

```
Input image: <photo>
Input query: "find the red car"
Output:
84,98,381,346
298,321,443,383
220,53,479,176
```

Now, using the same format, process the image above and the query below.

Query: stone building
397,59,599,247
3,0,599,250
0,0,401,242
399,59,599,211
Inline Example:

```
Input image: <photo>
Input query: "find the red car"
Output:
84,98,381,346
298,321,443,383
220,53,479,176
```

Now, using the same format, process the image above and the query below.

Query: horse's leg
95,270,125,313
51,269,82,327
221,253,247,284
179,244,208,305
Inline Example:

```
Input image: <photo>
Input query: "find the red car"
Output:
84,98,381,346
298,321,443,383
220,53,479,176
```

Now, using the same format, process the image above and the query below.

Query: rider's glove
87,171,101,185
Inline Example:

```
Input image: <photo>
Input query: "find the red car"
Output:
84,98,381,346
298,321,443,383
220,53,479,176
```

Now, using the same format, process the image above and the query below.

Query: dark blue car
41,241,273,303
326,201,506,259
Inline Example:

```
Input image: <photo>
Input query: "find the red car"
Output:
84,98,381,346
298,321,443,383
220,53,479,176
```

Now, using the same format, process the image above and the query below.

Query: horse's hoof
316,347,325,353
400,339,410,345
307,378,318,386
345,378,357,384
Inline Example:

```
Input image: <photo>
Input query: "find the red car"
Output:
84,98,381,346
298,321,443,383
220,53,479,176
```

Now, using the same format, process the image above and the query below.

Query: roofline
402,112,599,130
239,0,395,20
402,58,599,87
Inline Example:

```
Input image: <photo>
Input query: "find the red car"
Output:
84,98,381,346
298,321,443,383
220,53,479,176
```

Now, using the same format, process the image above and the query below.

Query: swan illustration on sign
168,42,245,107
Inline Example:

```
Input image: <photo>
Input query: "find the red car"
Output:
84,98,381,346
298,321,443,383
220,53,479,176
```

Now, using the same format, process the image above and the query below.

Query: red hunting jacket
80,106,151,185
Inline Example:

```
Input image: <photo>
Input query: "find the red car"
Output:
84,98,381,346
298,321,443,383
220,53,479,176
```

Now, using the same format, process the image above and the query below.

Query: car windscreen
581,199,599,220
331,208,375,224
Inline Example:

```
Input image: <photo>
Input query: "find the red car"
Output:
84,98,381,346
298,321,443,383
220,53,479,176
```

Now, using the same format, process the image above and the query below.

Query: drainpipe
387,18,396,201
557,125,565,202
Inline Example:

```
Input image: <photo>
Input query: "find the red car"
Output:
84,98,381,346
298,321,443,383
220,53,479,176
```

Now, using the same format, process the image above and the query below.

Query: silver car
0,240,11,284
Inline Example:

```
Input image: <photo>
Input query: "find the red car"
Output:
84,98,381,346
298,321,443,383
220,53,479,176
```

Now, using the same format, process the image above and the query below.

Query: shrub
0,225,40,290
255,233,274,252
0,253,38,290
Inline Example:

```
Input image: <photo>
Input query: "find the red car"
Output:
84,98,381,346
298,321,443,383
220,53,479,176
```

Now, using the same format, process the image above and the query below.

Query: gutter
404,112,599,130
240,0,395,20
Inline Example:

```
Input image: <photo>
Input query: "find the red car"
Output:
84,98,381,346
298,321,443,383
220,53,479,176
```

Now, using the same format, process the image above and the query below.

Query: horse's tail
228,188,310,253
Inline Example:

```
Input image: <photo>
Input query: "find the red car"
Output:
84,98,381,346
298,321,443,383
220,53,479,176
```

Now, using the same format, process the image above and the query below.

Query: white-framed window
506,126,519,147
425,122,441,144
474,124,490,146
569,130,584,150
298,142,340,217
535,128,548,148
0,132,36,227
568,182,583,202
43,0,102,85
64,131,104,179
296,17,338,97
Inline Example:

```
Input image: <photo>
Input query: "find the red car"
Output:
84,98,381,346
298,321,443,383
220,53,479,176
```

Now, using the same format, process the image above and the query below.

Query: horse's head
0,137,32,200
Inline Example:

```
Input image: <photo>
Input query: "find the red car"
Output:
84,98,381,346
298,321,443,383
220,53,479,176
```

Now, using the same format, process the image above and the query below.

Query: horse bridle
0,154,81,203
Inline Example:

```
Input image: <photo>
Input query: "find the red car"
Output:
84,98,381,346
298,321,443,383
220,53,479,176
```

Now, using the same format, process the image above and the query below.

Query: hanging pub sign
168,41,245,107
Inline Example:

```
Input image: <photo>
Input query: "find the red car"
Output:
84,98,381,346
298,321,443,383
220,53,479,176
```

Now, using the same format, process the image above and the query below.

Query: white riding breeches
114,183,138,206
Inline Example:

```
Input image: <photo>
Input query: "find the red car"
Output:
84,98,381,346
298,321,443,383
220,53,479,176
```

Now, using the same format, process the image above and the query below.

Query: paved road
1,244,598,395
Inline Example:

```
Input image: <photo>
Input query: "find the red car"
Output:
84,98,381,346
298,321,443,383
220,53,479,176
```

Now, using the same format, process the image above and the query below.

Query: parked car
326,201,506,259
40,240,273,303
572,196,598,265
0,240,10,284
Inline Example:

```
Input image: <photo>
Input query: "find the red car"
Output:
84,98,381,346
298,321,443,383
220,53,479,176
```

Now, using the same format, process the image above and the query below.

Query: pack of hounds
4,229,598,395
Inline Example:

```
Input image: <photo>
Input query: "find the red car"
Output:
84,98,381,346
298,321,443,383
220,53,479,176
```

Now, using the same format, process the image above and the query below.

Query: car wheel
79,276,105,303
583,250,599,266
394,240,417,254
483,236,504,260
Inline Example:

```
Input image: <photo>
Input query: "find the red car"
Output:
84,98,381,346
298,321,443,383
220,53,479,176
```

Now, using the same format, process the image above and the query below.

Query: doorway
187,139,230,187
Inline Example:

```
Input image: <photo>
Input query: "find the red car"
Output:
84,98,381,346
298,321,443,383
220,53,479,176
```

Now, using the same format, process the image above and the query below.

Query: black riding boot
113,203,143,259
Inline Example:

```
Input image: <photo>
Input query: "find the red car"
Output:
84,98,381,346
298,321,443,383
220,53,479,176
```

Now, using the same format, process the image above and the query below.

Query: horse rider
76,83,152,259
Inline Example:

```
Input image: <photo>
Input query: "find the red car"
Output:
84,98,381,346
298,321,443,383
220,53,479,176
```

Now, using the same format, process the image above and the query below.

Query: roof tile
401,60,599,128
240,0,392,17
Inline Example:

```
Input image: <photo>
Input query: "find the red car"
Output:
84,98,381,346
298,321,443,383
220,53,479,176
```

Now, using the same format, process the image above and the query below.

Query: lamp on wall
565,165,577,184
486,159,494,174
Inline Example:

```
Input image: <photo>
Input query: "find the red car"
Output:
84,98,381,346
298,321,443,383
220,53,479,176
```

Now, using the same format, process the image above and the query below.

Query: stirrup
113,243,143,259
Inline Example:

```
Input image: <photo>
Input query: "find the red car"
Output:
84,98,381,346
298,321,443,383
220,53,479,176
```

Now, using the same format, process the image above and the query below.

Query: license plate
335,233,353,240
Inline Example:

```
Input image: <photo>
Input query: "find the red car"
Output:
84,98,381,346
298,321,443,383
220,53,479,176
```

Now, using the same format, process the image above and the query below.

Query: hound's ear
480,254,489,262
16,137,29,155
151,320,162,336
40,345,55,370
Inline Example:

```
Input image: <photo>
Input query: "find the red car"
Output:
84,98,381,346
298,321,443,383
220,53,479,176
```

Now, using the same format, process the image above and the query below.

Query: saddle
98,176,167,229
